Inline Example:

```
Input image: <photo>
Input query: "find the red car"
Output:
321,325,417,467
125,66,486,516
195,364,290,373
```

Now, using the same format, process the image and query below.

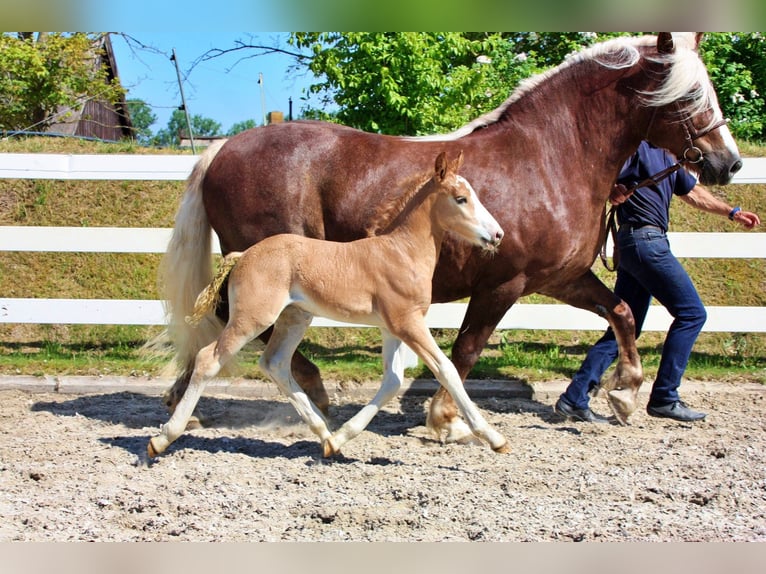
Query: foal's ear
657,32,675,54
435,151,448,181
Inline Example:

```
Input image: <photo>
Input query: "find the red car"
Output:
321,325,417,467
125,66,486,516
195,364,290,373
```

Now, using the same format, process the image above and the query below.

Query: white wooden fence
1,153,765,333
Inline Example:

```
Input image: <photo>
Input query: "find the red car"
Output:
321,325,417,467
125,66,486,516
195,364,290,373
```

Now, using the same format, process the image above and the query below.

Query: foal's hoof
147,438,162,459
606,388,636,425
321,438,341,458
493,441,511,454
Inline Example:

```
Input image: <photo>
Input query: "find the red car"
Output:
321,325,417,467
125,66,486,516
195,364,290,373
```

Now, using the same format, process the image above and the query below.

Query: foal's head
431,151,504,253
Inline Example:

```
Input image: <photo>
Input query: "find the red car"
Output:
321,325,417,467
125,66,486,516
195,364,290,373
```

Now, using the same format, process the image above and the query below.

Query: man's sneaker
646,400,706,422
555,397,611,424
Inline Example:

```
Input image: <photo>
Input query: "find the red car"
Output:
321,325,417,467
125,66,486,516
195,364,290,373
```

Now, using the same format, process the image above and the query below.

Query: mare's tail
150,139,228,375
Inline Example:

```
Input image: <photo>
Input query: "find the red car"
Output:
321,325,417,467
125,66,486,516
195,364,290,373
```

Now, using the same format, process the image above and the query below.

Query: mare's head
633,32,741,184
431,151,504,252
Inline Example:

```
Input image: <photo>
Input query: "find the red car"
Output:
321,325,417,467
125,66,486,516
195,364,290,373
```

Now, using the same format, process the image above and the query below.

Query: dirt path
1,377,764,541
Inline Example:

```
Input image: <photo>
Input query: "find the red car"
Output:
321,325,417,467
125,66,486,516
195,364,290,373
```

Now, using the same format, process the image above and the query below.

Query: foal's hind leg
259,307,334,453
149,325,254,457
163,306,330,426
149,345,215,457
324,330,406,456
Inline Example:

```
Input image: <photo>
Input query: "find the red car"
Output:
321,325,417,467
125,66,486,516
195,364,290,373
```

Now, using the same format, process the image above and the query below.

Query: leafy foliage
152,109,222,146
125,99,157,144
286,32,766,141
289,32,541,135
700,33,766,141
227,119,258,135
0,32,124,132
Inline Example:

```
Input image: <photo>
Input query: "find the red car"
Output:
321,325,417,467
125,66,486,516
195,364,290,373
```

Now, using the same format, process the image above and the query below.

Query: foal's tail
185,252,242,326
151,139,228,375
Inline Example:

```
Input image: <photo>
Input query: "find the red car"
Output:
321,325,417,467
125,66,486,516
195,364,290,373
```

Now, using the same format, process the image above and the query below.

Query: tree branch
189,41,311,75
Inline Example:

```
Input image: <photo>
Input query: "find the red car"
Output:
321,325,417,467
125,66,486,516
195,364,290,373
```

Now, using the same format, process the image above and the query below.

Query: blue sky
110,32,316,134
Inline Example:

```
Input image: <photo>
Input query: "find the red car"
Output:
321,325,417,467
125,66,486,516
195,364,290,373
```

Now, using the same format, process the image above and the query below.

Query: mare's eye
455,196,468,205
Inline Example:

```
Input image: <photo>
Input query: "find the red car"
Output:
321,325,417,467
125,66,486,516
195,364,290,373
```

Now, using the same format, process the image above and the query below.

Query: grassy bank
1,136,764,385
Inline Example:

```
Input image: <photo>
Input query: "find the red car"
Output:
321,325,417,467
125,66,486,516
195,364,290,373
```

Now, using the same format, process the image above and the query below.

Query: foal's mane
366,170,438,236
413,33,721,142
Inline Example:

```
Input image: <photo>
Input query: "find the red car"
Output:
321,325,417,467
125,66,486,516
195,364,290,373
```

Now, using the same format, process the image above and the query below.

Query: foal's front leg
428,282,522,444
324,330,406,456
399,319,509,453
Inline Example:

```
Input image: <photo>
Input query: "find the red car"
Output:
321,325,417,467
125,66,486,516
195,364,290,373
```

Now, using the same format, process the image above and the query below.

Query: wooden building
46,34,134,142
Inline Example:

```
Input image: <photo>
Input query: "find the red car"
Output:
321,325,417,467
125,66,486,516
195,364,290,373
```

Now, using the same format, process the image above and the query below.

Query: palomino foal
148,152,508,458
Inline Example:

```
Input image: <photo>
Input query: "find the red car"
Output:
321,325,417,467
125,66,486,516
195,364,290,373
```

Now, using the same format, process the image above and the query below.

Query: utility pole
258,72,267,125
171,48,196,153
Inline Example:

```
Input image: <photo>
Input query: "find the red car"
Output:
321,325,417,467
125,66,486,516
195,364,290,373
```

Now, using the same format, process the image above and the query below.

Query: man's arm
679,185,761,229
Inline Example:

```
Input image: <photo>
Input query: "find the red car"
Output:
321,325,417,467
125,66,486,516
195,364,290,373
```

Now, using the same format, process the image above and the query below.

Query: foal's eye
455,196,468,205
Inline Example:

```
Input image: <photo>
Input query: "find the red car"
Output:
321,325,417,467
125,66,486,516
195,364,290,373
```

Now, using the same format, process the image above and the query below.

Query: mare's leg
396,317,508,453
428,281,523,443
149,324,256,457
259,307,334,453
545,270,643,424
324,330,406,456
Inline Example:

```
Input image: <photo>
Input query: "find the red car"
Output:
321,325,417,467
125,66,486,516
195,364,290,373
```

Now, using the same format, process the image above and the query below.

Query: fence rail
1,153,765,333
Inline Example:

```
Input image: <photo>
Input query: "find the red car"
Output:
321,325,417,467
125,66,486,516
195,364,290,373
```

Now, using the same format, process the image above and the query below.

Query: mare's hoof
493,441,511,454
185,416,203,430
606,388,636,425
442,419,479,445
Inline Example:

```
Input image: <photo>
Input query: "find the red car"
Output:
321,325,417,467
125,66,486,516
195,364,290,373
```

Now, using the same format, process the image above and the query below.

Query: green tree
125,99,157,144
152,109,221,147
700,33,766,142
0,32,124,132
227,119,257,136
290,32,535,135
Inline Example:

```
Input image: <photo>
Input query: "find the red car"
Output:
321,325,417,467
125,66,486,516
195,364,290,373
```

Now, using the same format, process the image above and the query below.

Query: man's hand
609,183,632,206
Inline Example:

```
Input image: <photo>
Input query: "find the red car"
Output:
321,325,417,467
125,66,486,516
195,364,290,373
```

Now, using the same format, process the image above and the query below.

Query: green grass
2,326,763,386
1,136,765,386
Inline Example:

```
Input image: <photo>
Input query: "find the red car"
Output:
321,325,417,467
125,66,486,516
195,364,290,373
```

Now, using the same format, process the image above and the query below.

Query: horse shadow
28,364,584,461
29,390,437,462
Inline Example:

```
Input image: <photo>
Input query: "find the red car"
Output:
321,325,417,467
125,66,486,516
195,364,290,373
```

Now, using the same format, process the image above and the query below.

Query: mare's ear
435,151,448,181
694,33,704,49
657,32,674,54
453,150,464,172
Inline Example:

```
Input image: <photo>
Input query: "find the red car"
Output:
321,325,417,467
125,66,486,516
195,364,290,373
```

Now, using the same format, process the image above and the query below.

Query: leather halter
599,105,730,271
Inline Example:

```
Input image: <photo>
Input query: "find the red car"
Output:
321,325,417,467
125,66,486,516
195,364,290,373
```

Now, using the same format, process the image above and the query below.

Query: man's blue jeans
562,225,707,409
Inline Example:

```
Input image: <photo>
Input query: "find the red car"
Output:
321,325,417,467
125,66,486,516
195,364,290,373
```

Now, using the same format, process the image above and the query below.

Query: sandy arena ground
1,376,764,542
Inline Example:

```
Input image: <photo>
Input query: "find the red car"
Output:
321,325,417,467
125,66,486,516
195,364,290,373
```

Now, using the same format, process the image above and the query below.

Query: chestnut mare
149,152,507,458
159,33,741,442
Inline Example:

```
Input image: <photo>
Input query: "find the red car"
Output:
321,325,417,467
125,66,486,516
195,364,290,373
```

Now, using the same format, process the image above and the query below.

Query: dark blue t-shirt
617,141,698,232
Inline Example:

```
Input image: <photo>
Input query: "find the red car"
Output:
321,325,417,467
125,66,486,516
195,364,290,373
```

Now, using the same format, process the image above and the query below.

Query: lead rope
599,161,685,271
